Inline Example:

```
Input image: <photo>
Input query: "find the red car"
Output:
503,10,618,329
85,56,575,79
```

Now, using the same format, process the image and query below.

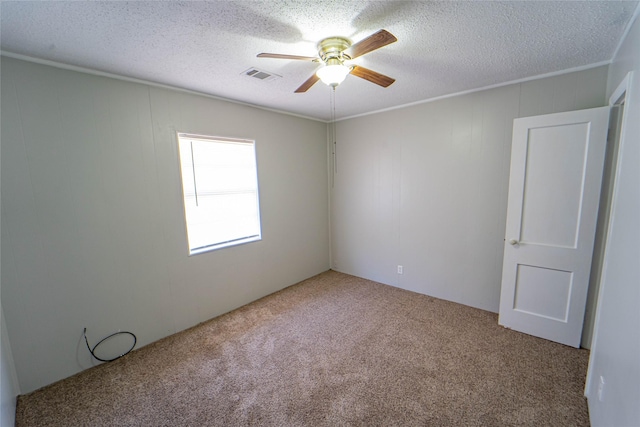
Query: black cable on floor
83,327,137,362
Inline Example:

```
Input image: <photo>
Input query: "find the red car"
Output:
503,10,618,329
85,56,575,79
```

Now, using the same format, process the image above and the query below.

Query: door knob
509,239,519,245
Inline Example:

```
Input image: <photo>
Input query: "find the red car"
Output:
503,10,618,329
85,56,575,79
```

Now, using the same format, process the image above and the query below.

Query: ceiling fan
257,29,397,93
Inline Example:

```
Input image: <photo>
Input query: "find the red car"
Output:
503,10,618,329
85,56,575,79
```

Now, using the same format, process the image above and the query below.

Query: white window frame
176,132,262,255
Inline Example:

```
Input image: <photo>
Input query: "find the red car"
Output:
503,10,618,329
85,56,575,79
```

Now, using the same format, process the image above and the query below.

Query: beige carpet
15,270,590,426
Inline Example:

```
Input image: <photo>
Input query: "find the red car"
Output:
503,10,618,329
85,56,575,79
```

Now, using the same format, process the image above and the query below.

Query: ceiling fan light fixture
258,30,397,92
316,61,351,87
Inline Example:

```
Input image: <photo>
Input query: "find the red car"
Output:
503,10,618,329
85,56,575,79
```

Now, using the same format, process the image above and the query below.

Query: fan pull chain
331,87,337,175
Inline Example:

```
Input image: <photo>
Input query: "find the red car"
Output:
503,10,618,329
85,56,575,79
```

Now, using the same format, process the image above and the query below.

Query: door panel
514,265,572,321
499,106,609,347
520,123,589,247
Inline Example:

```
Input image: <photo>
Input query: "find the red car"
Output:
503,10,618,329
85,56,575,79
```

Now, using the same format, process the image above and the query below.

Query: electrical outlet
397,265,403,275
597,376,605,402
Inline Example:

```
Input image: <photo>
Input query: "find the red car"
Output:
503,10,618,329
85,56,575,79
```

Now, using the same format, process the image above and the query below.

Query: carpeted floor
15,270,590,426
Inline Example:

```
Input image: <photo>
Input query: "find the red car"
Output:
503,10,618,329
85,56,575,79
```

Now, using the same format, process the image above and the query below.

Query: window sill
188,235,262,256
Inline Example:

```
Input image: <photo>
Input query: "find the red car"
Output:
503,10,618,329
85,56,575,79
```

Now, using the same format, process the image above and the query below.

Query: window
177,133,261,255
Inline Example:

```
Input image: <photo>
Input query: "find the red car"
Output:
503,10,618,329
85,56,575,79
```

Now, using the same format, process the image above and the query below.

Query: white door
498,106,609,348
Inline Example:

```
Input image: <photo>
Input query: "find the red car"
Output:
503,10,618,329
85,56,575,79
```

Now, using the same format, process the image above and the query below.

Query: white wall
0,57,329,393
586,9,640,426
1,306,20,427
331,66,608,314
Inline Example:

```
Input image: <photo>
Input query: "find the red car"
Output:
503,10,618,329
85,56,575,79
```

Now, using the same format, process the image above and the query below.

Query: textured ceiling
1,1,638,121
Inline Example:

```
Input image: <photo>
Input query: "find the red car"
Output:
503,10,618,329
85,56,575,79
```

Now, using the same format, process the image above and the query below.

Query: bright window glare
177,133,261,254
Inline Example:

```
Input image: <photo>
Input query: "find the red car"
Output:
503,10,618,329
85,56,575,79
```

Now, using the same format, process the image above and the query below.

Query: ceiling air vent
242,67,281,82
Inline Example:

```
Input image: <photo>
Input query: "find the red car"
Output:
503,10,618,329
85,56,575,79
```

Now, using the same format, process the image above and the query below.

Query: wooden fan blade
295,74,320,93
350,66,395,88
257,53,318,61
347,29,397,59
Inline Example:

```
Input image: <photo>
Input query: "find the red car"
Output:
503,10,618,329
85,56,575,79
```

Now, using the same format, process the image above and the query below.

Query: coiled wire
83,327,137,362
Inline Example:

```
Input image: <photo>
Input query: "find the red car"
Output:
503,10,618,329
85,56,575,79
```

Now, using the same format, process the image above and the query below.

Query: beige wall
1,57,330,393
331,66,608,315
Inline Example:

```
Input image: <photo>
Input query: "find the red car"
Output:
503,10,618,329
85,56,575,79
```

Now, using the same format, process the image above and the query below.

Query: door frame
584,71,631,396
